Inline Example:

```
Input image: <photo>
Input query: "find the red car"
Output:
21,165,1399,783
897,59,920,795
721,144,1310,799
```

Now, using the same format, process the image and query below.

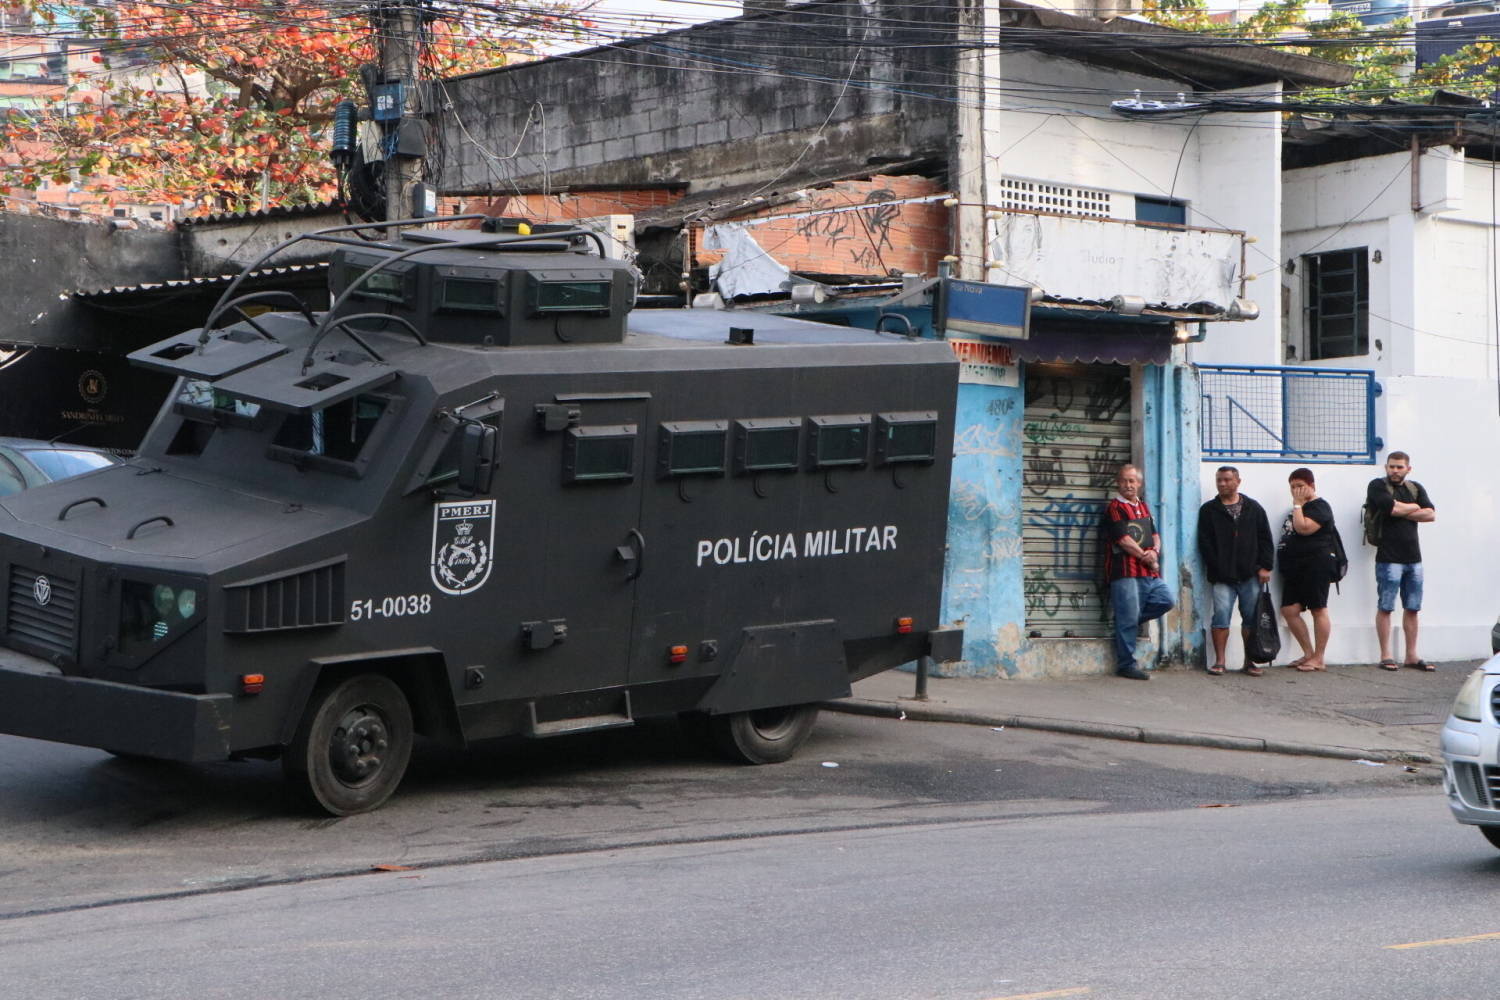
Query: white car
1441,661,1500,849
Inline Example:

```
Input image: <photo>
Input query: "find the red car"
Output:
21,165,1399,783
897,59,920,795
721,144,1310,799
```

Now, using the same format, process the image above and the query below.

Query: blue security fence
1197,364,1380,464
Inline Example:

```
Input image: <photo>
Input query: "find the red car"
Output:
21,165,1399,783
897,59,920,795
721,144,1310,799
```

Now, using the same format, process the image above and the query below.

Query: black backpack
1362,479,1422,548
1329,521,1348,588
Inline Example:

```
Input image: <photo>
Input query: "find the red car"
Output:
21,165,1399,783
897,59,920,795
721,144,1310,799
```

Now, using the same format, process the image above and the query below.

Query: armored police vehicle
0,220,962,814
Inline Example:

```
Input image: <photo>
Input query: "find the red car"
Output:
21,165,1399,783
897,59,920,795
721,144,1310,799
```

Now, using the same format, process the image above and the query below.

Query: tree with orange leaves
1,1,578,214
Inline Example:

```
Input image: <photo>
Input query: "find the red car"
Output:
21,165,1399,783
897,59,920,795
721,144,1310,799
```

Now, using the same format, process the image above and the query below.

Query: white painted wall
1191,146,1500,665
983,56,1280,348
1194,375,1495,665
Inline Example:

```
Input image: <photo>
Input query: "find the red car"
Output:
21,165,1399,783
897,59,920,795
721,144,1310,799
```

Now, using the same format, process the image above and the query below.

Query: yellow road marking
1385,931,1500,950
985,989,1091,1000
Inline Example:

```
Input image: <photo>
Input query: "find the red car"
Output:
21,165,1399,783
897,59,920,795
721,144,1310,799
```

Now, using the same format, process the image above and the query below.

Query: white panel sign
947,337,1019,387
990,214,1240,310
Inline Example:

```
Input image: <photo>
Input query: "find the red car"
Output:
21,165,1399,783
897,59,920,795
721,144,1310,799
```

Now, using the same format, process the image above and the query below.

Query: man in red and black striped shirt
1103,464,1175,680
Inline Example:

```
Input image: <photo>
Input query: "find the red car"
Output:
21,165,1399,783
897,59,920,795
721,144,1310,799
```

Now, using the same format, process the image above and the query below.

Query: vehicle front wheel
284,674,413,816
710,704,819,765
1480,826,1500,851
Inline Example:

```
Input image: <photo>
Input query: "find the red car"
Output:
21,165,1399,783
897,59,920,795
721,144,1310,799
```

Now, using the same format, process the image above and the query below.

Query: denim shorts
1211,578,1261,630
1376,561,1423,613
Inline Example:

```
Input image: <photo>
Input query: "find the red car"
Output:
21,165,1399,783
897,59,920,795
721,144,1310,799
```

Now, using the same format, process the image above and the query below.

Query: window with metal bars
1304,248,1369,360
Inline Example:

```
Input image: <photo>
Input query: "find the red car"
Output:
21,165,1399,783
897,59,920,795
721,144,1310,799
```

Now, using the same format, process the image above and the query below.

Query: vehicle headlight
118,579,203,660
1452,668,1489,722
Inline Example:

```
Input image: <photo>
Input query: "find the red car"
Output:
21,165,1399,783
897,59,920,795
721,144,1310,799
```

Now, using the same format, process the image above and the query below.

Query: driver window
275,395,388,463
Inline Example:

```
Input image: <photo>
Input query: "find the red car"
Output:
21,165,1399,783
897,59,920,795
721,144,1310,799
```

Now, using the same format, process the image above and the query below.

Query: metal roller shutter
1021,363,1132,638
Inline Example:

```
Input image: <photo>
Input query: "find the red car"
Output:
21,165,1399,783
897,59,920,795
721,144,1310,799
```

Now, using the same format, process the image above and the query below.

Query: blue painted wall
941,379,1025,676
939,355,1204,677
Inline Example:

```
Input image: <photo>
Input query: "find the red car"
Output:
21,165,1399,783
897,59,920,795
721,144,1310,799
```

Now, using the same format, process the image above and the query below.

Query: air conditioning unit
575,214,636,262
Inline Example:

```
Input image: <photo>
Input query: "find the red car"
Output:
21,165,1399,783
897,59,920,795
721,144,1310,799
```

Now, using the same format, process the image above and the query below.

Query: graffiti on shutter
1022,363,1132,638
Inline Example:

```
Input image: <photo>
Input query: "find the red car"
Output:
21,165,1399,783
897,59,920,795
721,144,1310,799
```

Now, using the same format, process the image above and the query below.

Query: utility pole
372,0,429,225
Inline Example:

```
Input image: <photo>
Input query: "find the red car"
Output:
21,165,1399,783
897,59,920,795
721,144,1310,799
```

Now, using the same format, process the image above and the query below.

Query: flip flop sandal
1405,660,1434,672
1285,657,1307,669
1243,665,1265,677
1207,663,1226,676
1379,658,1399,671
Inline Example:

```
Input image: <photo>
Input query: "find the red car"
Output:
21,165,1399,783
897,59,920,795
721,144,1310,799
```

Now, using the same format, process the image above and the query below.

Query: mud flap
696,619,849,716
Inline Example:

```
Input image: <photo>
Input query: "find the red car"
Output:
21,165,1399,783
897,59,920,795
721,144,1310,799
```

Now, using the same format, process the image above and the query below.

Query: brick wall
695,175,950,280
441,188,685,225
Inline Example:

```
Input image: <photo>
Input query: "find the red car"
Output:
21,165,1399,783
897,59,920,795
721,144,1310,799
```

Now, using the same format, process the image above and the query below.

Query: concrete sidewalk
824,659,1485,764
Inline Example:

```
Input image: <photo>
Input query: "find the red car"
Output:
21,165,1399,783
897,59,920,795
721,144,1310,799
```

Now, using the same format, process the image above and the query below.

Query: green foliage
1140,0,1500,102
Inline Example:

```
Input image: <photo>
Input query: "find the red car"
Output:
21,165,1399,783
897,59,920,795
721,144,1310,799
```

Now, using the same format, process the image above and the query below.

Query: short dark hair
1289,467,1315,486
1216,465,1240,476
1388,451,1410,464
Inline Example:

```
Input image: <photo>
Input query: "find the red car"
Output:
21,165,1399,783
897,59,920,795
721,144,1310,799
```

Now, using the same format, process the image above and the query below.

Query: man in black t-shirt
1366,451,1436,671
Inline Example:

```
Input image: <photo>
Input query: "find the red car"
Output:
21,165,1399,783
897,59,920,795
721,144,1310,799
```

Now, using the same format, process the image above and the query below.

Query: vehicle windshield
163,377,393,487
19,448,116,482
178,379,262,419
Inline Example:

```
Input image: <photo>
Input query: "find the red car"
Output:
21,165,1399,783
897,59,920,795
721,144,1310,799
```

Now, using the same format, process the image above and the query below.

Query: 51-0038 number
350,594,433,620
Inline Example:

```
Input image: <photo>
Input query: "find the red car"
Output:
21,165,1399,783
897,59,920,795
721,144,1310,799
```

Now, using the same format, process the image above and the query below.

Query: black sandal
1405,660,1434,672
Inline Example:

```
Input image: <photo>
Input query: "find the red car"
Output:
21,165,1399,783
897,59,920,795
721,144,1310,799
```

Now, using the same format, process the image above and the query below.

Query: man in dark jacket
1197,466,1274,676
1366,450,1435,671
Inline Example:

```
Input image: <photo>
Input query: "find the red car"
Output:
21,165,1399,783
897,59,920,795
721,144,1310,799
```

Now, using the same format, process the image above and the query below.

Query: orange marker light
895,617,914,634
240,673,265,695
668,644,689,664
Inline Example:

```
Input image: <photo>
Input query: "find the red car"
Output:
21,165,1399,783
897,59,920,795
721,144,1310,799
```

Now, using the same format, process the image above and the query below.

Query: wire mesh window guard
1198,364,1380,464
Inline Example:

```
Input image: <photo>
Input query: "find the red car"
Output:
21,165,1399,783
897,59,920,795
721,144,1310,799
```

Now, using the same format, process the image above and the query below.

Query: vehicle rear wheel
283,674,413,816
1480,826,1500,850
710,704,819,765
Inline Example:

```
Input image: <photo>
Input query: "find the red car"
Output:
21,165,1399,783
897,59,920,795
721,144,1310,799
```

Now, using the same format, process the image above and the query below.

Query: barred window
1304,248,1369,360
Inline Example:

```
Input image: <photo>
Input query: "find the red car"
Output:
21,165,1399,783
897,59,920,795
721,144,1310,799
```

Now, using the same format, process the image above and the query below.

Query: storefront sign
947,336,1019,387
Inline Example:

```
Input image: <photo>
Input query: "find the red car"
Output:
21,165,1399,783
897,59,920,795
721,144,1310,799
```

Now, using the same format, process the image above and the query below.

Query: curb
821,698,1436,765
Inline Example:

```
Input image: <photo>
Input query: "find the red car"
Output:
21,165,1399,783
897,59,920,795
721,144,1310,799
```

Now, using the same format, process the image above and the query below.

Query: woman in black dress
1278,467,1336,671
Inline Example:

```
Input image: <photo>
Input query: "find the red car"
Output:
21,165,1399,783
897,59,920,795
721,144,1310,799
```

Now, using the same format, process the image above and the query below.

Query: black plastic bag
1245,583,1281,664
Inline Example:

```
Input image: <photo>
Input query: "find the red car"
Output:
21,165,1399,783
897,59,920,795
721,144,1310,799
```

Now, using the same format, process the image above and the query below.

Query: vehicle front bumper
0,645,232,761
1442,712,1500,828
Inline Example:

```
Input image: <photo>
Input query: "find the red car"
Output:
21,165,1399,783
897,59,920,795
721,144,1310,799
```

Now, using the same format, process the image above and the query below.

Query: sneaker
1116,666,1151,681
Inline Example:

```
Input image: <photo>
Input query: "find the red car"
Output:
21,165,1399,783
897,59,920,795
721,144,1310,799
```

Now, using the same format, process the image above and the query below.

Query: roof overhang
993,1,1352,90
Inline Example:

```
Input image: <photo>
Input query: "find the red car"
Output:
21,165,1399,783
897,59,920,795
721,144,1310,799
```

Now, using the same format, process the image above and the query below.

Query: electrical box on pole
373,1,427,226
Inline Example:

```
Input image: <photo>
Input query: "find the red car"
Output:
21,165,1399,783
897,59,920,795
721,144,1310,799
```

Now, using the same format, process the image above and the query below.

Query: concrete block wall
439,0,954,195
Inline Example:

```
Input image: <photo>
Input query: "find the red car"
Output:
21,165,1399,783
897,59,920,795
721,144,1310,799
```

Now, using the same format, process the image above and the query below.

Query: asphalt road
4,793,1495,1000
0,710,1438,920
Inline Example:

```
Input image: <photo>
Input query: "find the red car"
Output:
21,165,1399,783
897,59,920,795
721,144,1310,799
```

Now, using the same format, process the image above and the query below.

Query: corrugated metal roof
70,263,328,300
175,203,341,228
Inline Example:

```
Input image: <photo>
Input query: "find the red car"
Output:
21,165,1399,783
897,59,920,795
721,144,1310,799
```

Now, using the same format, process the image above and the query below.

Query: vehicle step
526,691,634,737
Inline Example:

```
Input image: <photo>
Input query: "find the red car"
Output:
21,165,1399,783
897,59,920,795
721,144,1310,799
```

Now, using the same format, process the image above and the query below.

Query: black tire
1480,826,1500,851
283,674,413,816
710,704,819,765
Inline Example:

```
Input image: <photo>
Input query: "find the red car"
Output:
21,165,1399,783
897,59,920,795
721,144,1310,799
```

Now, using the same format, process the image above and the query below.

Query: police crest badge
431,500,496,595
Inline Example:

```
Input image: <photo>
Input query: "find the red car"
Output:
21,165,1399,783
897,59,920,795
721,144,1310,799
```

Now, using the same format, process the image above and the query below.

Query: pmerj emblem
77,369,107,406
431,500,496,595
33,575,51,607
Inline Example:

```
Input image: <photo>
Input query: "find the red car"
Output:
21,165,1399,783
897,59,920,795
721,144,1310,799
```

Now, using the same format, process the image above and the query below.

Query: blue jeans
1211,578,1261,630
1110,576,1176,672
1376,561,1423,613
